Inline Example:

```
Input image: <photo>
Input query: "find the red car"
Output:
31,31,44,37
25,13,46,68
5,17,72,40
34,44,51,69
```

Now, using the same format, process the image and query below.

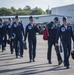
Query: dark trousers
4,36,7,47
2,36,7,51
28,38,36,60
62,41,71,66
2,40,5,51
9,39,14,54
0,35,6,52
14,37,23,57
0,36,2,51
0,35,2,45
47,40,62,62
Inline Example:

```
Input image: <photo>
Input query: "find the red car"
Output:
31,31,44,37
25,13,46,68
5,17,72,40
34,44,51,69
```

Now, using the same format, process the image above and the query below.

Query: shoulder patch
8,25,11,28
61,27,65,32
0,25,2,28
14,24,17,27
28,26,32,30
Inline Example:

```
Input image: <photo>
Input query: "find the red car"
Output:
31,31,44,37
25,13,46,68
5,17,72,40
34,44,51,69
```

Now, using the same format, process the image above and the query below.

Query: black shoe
11,52,13,54
16,56,18,58
33,59,35,62
66,66,69,69
20,55,23,58
0,45,1,49
4,48,6,51
2,50,4,52
30,59,32,62
58,60,62,65
3,47,6,51
48,60,52,64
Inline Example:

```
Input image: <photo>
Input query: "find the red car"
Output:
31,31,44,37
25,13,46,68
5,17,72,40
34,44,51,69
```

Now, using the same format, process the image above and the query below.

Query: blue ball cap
8,18,12,21
15,15,18,19
63,17,67,21
0,18,2,21
29,16,33,20
54,17,59,21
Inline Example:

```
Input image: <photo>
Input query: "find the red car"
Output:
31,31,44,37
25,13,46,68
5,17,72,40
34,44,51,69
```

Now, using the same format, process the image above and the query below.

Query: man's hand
2,37,5,40
60,41,62,44
12,36,14,39
9,38,11,41
23,41,26,43
55,43,59,46
34,23,36,26
73,42,74,49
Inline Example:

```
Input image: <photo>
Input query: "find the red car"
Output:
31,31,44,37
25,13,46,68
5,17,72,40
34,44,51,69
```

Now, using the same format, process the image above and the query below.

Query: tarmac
0,35,74,75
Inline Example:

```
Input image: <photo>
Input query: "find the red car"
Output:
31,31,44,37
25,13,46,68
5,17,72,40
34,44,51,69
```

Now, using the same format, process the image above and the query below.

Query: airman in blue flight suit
47,17,62,65
12,16,25,58
0,18,3,49
24,16,39,62
7,18,14,54
56,17,74,69
3,23,7,50
0,18,6,52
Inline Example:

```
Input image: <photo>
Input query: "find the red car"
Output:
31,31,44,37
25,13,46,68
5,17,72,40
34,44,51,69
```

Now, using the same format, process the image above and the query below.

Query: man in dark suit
56,17,74,69
24,16,39,62
47,17,62,65
0,18,7,52
12,15,25,58
7,18,14,54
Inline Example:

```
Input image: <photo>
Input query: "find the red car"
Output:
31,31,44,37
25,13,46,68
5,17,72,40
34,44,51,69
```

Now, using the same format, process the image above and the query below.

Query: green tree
31,7,45,15
0,8,13,16
17,8,22,11
23,5,31,10
0,6,46,16
14,11,32,15
46,9,51,14
11,7,16,12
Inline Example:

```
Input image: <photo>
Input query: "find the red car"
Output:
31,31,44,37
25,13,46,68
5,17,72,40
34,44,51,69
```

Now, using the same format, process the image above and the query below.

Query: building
51,4,74,24
0,15,71,29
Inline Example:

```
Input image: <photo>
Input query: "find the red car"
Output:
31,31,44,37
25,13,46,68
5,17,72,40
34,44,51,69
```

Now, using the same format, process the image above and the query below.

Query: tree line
0,5,51,16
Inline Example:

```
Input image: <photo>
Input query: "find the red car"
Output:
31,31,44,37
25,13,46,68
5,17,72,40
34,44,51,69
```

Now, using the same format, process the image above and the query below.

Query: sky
0,0,74,11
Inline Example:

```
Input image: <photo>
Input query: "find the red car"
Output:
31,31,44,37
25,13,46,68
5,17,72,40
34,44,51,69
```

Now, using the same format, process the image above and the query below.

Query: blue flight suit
0,24,3,46
47,22,62,62
0,23,6,52
7,23,14,54
56,24,74,67
3,24,7,49
24,23,39,60
12,22,25,57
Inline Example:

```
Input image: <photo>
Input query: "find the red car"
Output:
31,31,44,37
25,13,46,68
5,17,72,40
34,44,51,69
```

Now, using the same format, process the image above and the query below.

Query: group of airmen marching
0,15,74,69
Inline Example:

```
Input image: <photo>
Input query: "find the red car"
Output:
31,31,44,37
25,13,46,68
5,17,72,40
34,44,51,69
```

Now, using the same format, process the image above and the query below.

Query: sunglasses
54,20,58,23
30,19,34,21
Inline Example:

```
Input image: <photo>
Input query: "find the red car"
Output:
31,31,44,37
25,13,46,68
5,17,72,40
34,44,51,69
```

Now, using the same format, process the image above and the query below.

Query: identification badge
61,27,65,32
